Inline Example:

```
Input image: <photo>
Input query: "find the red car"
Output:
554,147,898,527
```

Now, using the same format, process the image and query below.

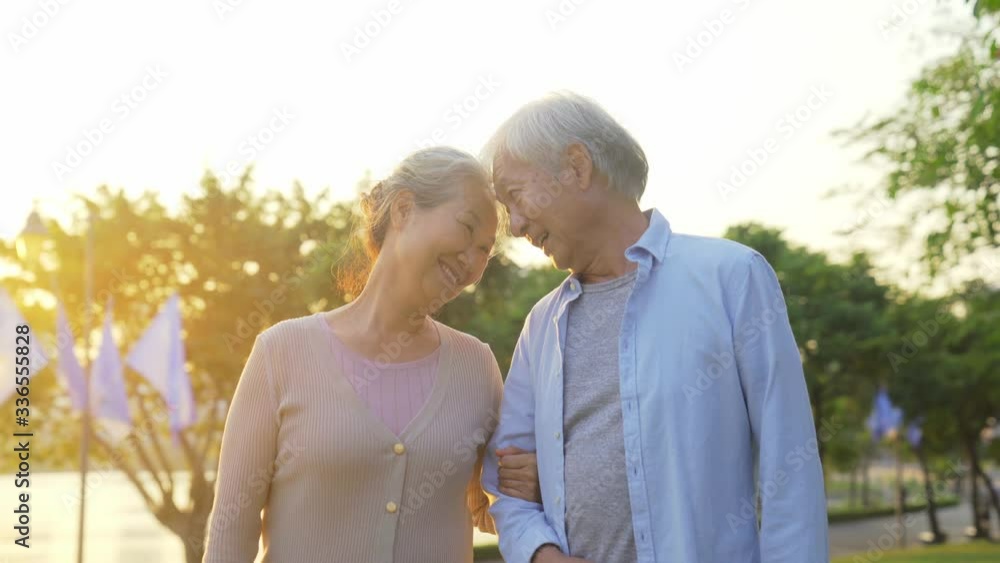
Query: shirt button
556,496,562,504
386,501,398,513
393,443,405,455
555,431,561,440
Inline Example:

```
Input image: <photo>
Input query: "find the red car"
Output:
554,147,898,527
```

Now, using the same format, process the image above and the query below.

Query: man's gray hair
481,91,648,200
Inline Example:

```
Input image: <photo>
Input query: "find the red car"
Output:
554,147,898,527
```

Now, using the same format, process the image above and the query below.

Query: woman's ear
389,189,415,231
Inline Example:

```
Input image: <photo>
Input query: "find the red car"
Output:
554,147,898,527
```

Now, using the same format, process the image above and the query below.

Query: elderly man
481,92,829,563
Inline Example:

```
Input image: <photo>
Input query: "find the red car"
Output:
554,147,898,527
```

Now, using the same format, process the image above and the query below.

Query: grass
827,496,960,523
831,542,1000,562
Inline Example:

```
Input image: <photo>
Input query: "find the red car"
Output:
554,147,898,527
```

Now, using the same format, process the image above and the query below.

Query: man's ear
563,143,593,191
389,189,415,231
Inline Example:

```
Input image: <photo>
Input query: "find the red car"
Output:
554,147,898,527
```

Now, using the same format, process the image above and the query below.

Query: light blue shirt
483,208,829,563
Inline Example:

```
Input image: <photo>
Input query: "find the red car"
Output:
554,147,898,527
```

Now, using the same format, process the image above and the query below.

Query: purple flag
866,387,903,441
0,288,50,405
92,299,132,425
56,302,86,411
125,293,195,438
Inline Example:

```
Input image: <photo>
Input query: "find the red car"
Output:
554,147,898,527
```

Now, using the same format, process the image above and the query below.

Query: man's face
492,153,589,271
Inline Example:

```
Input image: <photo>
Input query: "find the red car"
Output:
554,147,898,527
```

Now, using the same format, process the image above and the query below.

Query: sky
1,0,974,279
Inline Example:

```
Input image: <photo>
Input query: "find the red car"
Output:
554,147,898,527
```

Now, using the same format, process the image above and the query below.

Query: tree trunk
970,445,1000,528
849,466,857,509
893,439,907,548
862,456,871,508
183,507,211,563
915,444,946,543
965,437,990,538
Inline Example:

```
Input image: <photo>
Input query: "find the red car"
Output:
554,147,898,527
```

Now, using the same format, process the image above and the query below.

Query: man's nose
509,211,528,238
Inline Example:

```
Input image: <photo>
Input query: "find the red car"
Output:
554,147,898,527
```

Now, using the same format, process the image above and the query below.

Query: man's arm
482,328,564,563
731,253,830,562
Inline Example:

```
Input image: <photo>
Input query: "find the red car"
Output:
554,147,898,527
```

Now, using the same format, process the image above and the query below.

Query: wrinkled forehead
491,153,542,195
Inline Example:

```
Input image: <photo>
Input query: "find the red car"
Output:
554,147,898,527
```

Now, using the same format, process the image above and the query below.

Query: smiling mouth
439,259,461,287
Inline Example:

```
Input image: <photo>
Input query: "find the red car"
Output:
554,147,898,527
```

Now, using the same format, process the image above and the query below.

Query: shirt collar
559,207,672,295
625,207,672,265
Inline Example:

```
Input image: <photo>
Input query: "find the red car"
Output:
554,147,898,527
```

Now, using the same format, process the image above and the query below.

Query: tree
724,223,892,466
4,172,563,561
838,4,999,277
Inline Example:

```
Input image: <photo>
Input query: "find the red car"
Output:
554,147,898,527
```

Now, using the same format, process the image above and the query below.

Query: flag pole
75,204,96,563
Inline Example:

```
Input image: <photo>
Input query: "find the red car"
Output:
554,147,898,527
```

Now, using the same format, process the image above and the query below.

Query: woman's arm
203,332,280,563
467,445,498,535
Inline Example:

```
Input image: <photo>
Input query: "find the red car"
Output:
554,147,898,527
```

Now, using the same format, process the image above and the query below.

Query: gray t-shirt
562,268,638,562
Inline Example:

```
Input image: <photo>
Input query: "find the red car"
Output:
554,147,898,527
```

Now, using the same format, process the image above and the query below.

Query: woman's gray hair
337,145,506,298
481,91,648,200
359,146,494,258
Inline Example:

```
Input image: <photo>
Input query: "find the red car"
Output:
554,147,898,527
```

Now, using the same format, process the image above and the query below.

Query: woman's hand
496,446,541,503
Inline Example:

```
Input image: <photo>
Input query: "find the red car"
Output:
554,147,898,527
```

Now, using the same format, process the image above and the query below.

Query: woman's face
389,181,498,311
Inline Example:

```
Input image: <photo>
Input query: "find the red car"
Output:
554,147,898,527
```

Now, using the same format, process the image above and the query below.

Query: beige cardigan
203,313,502,563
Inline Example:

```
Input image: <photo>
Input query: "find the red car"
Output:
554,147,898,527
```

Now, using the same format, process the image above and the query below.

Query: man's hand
531,544,592,563
496,446,541,503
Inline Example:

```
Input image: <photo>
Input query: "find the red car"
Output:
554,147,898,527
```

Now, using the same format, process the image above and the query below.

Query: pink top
318,315,441,437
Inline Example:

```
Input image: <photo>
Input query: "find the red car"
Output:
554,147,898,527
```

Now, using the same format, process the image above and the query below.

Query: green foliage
838,8,999,275
725,223,892,458
2,173,561,472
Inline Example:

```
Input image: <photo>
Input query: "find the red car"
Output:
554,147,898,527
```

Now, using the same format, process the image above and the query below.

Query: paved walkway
829,500,997,558
477,501,997,562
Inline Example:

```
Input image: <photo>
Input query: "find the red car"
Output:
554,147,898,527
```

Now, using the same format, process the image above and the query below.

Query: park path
829,500,997,558
477,500,996,562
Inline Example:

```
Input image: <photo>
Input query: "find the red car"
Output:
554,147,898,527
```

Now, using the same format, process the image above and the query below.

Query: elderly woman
204,146,539,563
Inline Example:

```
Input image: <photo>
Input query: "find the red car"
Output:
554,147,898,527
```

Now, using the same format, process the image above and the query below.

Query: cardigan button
393,443,406,455
386,501,398,513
